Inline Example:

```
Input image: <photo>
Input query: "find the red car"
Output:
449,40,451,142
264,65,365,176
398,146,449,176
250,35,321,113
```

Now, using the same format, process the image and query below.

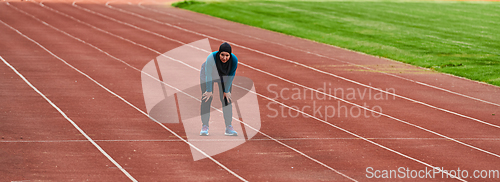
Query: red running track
1,0,500,181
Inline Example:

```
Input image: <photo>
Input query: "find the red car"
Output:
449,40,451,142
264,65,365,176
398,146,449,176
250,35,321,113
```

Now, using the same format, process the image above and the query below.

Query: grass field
173,0,500,86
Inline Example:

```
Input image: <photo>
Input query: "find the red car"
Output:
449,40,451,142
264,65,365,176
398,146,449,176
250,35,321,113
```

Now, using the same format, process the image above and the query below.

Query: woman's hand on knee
223,92,232,103
202,91,213,102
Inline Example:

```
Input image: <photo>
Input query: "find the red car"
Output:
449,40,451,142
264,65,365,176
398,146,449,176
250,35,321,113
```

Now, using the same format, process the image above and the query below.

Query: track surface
1,0,500,181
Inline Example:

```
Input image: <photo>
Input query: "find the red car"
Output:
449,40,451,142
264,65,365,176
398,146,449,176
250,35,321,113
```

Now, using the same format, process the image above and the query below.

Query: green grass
173,0,500,86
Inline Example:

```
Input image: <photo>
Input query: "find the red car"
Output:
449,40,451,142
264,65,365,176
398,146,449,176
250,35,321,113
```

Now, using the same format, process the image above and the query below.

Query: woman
199,42,238,136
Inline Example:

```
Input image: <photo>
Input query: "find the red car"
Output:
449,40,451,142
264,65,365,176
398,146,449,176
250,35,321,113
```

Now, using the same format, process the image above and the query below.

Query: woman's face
220,52,230,63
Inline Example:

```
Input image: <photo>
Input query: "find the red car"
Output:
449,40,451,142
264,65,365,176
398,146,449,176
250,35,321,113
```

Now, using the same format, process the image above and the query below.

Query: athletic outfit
200,43,238,136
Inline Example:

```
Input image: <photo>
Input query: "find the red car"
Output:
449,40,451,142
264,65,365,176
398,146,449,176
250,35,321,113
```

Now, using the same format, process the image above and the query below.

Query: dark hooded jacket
200,43,238,93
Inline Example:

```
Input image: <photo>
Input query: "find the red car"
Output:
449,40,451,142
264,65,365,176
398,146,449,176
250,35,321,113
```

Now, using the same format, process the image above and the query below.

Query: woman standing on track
199,42,238,136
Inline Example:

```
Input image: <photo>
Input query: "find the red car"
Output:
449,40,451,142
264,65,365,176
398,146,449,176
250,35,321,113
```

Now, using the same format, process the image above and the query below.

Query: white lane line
2,5,248,182
106,4,500,132
136,3,500,108
0,54,137,181
2,137,500,143
104,3,500,132
89,2,500,160
34,3,469,181
28,3,357,181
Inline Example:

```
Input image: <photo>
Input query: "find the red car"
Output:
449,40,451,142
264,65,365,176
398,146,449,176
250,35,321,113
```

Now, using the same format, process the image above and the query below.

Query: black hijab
215,42,233,76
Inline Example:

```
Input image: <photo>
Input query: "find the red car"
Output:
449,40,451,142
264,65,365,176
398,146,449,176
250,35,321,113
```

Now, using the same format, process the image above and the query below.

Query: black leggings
200,80,232,127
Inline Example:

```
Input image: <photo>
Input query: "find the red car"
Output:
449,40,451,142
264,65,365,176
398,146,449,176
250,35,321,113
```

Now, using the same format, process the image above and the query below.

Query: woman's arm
205,52,216,92
224,54,238,93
